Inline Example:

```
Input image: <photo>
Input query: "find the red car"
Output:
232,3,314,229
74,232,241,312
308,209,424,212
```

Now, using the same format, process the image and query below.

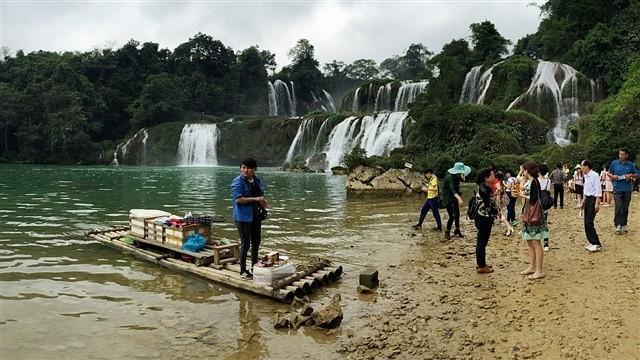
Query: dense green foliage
514,0,639,94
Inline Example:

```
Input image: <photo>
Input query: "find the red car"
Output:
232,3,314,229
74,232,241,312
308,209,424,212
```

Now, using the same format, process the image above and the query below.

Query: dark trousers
417,197,442,229
553,183,564,208
583,196,601,246
446,202,460,232
506,193,516,222
614,191,632,227
474,216,492,267
235,220,262,273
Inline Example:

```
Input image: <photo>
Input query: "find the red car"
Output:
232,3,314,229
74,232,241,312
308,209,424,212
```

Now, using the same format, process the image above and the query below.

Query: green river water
0,165,444,359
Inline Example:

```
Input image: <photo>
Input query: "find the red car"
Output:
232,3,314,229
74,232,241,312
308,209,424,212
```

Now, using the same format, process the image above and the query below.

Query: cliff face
112,116,305,166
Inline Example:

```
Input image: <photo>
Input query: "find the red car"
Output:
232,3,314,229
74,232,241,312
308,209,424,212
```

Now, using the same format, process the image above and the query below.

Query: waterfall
116,128,148,165
459,65,483,103
322,90,337,112
374,83,393,112
178,124,220,166
290,81,297,116
286,118,317,162
325,116,359,169
459,63,501,104
352,87,361,113
285,112,409,170
507,61,580,145
394,81,428,111
268,80,296,117
358,111,407,156
267,81,277,116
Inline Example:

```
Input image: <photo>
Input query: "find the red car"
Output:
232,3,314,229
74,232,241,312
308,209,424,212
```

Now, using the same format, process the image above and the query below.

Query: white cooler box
253,262,296,285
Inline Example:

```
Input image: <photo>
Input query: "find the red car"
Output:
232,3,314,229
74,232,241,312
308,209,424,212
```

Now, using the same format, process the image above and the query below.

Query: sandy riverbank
338,194,640,359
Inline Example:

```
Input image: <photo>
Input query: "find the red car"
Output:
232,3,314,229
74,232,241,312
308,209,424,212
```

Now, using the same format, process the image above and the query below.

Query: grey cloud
2,1,542,68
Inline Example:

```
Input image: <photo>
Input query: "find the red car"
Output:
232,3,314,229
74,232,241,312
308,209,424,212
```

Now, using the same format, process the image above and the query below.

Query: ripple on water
64,209,99,215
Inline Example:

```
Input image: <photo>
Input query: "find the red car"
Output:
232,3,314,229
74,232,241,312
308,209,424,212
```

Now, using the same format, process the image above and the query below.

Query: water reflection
0,164,428,359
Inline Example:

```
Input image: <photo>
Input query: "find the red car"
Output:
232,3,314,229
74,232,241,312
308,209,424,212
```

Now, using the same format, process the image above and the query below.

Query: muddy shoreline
338,194,640,359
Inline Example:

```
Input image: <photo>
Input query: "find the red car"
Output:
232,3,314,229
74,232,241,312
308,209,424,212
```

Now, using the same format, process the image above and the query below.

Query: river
0,165,446,359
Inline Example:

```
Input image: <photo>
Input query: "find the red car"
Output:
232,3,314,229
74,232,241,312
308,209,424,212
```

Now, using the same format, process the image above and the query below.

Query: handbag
257,206,268,221
522,184,542,226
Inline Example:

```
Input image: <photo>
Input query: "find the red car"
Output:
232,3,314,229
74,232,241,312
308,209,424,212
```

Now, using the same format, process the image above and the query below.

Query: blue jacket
231,175,265,222
609,160,639,192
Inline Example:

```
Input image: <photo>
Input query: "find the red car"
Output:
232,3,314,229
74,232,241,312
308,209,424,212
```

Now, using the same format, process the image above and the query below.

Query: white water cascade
322,90,337,112
507,61,580,145
459,62,501,104
286,111,409,170
113,128,148,165
394,81,428,111
352,87,361,113
267,80,296,117
374,83,393,112
267,81,277,116
178,124,220,166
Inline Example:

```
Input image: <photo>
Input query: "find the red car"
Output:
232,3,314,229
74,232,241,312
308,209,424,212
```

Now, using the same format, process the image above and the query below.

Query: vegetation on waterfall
0,0,638,167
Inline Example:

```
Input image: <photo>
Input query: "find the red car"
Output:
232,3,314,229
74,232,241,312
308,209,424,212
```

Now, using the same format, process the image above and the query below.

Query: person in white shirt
581,160,602,252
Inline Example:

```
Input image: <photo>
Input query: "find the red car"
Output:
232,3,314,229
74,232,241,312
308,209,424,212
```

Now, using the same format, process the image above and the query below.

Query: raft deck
87,227,342,303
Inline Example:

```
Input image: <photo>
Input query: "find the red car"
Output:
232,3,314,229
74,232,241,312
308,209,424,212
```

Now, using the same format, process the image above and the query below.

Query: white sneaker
615,225,623,234
544,245,550,252
622,226,628,233
586,244,602,252
584,243,592,250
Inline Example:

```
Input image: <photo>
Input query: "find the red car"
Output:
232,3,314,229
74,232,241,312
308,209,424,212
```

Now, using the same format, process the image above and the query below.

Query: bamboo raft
86,227,342,303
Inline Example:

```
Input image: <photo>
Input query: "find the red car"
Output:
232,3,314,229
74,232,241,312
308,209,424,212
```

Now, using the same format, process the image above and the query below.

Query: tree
173,33,235,78
323,60,346,79
344,59,379,80
380,43,432,79
288,39,317,66
469,21,511,64
129,72,187,129
287,39,323,104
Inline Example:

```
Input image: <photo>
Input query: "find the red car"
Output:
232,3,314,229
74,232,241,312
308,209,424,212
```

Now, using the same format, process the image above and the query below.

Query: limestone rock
312,294,343,329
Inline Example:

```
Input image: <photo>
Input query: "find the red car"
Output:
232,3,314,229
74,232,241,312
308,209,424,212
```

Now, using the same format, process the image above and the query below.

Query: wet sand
338,194,640,359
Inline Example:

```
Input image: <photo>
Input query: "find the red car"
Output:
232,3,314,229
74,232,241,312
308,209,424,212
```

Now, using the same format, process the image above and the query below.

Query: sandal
527,273,546,280
520,269,535,275
476,266,494,274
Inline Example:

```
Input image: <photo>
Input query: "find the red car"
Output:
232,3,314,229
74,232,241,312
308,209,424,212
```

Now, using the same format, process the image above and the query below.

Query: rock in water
312,294,343,328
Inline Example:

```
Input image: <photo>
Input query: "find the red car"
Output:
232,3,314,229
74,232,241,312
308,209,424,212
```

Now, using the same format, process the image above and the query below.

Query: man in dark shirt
549,162,565,209
442,162,470,240
607,147,639,234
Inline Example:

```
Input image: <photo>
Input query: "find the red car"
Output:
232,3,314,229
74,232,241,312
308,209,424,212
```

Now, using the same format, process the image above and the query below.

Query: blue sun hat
448,162,472,177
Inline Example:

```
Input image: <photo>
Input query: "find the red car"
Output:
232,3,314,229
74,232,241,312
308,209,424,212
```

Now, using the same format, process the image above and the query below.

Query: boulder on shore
346,166,426,196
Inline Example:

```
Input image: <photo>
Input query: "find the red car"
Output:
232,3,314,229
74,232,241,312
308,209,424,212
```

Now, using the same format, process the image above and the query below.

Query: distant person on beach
504,170,517,226
601,164,613,206
231,157,268,279
412,169,442,231
442,162,470,240
573,164,584,208
473,168,500,273
518,161,546,280
549,162,565,209
539,164,552,251
581,160,603,252
607,147,639,234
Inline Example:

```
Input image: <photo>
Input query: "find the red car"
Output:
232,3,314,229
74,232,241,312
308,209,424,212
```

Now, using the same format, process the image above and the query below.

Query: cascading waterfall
459,62,501,104
352,87,361,113
322,90,337,112
114,128,148,165
286,118,318,162
267,81,277,116
507,61,580,145
178,124,220,166
286,112,409,170
267,80,296,117
374,83,393,112
394,81,428,111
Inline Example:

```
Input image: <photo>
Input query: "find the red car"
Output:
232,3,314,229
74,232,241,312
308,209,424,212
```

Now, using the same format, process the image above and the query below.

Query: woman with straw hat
441,162,471,240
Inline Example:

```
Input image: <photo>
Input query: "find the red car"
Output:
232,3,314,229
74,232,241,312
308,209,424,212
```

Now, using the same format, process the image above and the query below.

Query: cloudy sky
2,0,544,68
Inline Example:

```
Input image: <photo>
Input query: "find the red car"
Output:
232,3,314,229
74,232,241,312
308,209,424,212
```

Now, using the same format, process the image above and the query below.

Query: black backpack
540,180,553,210
467,188,481,220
